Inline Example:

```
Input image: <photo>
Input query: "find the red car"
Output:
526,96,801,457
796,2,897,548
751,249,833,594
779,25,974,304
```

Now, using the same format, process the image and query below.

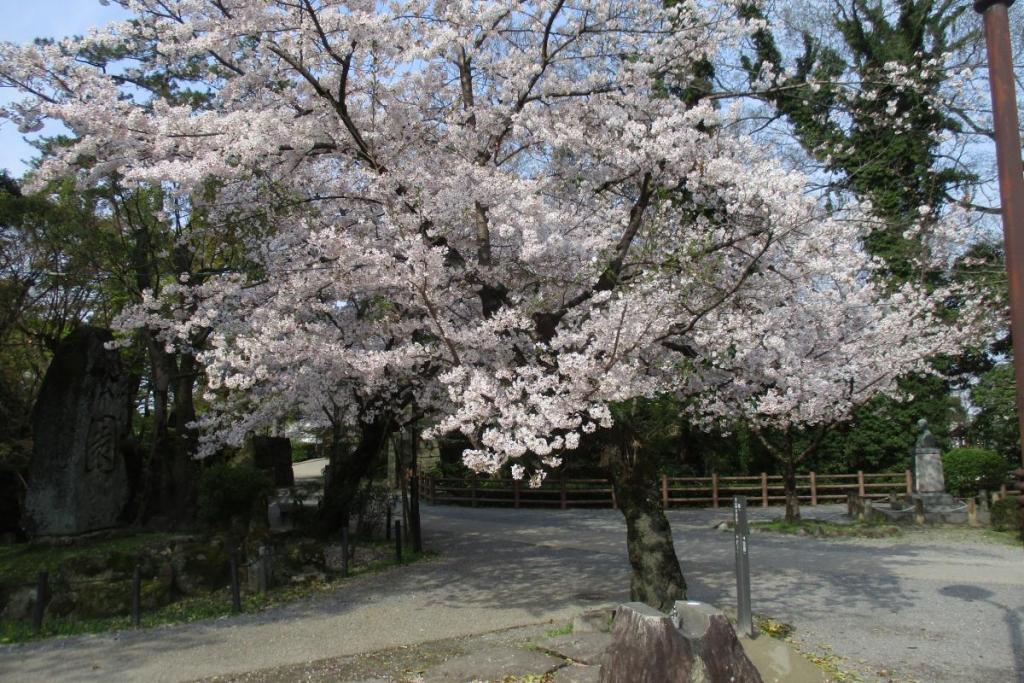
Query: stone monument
23,327,134,536
913,419,946,497
876,419,966,524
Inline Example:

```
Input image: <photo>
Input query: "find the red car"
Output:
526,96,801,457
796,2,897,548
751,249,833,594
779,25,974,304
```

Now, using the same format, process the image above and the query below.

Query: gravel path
1,504,1020,682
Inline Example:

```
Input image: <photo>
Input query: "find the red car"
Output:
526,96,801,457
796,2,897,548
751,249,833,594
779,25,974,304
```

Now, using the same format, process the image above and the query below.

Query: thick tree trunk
136,341,171,525
320,416,390,535
408,425,422,553
607,448,686,612
167,352,199,524
783,459,801,523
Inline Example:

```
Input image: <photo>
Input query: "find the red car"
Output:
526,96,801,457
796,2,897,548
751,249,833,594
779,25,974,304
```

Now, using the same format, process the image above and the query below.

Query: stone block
914,447,945,494
599,602,702,683
24,327,134,536
673,601,763,683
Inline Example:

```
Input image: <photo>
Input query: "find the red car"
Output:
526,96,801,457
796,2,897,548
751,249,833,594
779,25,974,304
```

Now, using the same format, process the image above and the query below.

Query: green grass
544,621,573,638
980,528,1024,547
750,519,901,539
0,533,181,586
0,547,436,645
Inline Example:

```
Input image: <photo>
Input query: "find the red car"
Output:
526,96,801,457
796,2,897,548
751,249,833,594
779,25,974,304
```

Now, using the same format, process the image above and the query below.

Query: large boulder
599,602,763,683
23,327,134,536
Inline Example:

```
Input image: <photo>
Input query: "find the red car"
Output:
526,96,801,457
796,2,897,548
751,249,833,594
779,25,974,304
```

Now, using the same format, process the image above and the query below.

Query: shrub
941,447,1009,497
291,441,319,463
197,463,274,530
991,497,1022,532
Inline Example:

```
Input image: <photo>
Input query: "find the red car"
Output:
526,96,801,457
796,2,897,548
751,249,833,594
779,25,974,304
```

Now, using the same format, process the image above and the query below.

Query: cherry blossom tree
0,0,988,609
686,209,988,522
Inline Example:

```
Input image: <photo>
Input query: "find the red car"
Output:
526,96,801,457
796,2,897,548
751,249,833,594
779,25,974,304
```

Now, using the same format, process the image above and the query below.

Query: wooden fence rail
420,470,914,510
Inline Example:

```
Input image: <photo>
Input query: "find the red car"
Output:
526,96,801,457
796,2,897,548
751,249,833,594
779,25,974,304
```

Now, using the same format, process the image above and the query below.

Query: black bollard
31,570,48,635
131,565,142,627
340,525,349,577
229,548,242,613
394,520,402,564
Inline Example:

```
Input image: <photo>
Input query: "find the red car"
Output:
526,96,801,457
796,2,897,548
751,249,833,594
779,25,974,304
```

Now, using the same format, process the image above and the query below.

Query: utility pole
975,0,1024,524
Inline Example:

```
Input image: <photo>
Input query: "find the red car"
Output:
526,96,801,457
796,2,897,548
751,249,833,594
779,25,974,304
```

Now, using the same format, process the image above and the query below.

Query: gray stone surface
0,587,36,621
674,600,763,683
323,543,347,572
914,447,945,494
599,602,702,683
739,635,825,683
571,607,614,634
538,632,611,664
23,327,134,536
551,663,601,683
422,644,563,682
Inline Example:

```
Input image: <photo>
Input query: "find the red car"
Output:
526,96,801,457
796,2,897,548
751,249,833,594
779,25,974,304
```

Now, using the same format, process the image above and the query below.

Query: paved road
1,505,1021,682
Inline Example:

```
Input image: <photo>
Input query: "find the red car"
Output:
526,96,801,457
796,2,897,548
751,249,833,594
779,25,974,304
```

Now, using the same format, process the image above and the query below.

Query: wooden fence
419,470,914,510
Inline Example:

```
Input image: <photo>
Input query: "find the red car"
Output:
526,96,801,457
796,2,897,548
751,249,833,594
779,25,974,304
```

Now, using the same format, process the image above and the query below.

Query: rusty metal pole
976,0,1024,534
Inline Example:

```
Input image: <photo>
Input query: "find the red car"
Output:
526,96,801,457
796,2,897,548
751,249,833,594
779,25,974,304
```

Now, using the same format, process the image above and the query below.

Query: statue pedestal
914,447,945,494
873,433,967,524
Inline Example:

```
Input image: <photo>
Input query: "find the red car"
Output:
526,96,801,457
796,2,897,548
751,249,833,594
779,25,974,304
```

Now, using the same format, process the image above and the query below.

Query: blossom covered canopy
0,0,986,482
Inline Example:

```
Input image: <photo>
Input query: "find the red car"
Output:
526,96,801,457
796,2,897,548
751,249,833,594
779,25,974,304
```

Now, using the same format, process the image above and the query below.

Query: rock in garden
599,602,703,682
673,601,763,683
600,601,763,683
23,327,134,536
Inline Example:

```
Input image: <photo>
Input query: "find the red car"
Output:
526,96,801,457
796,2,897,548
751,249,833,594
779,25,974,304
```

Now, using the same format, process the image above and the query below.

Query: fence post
810,472,817,506
32,570,48,635
712,473,719,509
905,469,913,495
514,479,521,509
610,481,617,510
857,471,866,498
394,521,403,563
229,548,242,613
761,473,768,508
340,525,350,577
1000,483,1008,500
257,545,270,593
131,565,142,627
561,477,568,510
661,474,669,508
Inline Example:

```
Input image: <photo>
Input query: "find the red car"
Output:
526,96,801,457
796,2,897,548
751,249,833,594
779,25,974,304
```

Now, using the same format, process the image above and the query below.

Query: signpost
733,496,753,637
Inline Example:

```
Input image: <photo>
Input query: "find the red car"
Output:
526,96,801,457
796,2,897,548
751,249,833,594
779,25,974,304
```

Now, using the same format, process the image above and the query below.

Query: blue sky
0,1,129,177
